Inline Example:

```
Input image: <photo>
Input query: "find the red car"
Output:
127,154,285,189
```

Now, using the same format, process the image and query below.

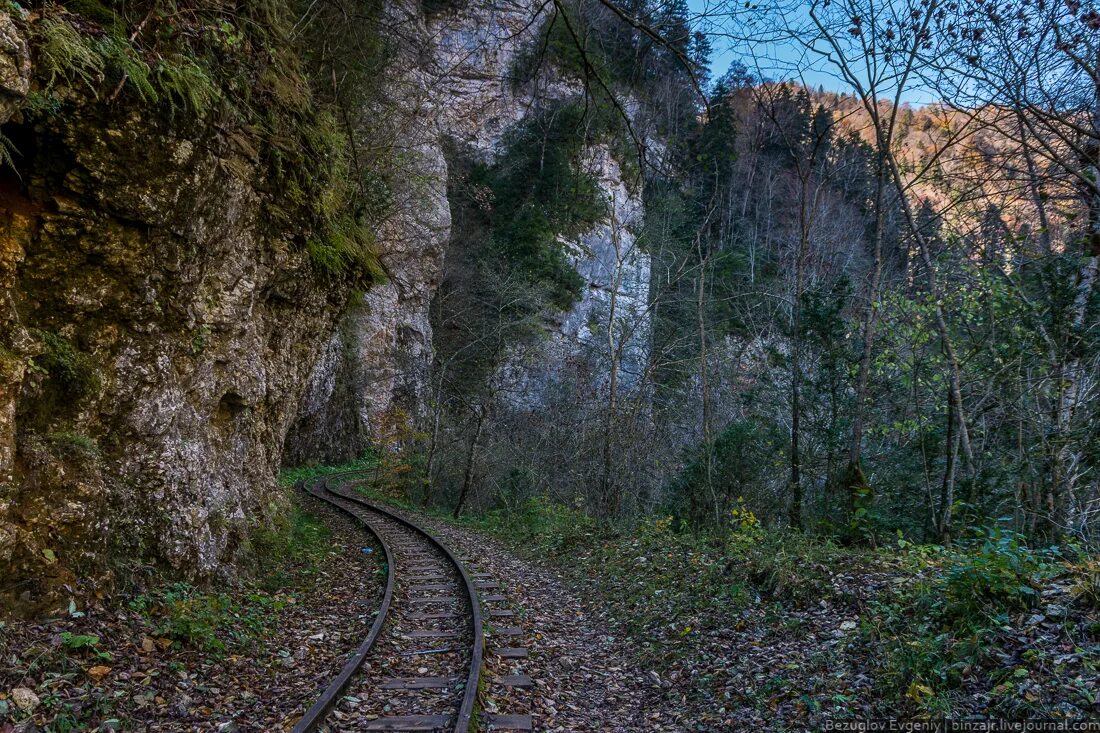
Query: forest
427,0,1100,546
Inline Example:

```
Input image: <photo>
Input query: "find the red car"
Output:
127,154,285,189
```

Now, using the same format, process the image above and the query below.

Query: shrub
727,498,764,553
666,419,784,528
47,431,100,461
941,530,1049,619
1073,557,1100,609
865,530,1059,711
471,496,596,557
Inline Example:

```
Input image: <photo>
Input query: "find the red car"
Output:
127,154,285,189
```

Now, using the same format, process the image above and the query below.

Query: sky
685,0,935,105
686,0,836,90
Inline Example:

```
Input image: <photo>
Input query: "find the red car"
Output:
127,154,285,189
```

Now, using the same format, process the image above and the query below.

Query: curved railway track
292,472,530,733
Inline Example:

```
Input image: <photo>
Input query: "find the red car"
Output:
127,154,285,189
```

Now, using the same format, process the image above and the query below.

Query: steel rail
290,469,484,733
327,477,485,733
290,478,396,733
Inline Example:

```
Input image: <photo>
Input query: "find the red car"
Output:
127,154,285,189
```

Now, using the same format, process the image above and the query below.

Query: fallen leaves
1,493,386,731
10,688,39,713
87,665,112,683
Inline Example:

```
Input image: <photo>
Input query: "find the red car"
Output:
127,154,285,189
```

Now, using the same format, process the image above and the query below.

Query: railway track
292,473,531,732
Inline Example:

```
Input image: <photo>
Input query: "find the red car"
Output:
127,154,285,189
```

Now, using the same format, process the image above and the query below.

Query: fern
0,129,17,175
38,15,104,92
306,220,387,282
156,57,219,117
98,35,158,104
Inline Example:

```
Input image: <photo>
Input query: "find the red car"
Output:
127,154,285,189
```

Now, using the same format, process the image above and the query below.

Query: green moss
0,345,20,376
31,2,394,285
31,329,100,399
46,431,100,460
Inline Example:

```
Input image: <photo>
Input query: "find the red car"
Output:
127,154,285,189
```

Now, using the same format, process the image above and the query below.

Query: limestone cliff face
514,146,650,405
287,0,651,453
0,13,349,605
0,0,650,603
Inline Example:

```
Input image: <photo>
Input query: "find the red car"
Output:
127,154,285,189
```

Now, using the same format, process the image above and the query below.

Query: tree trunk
789,341,803,531
424,363,448,508
1039,76,1100,540
846,151,887,530
453,406,485,519
697,249,719,525
789,182,810,532
883,153,976,491
938,390,960,545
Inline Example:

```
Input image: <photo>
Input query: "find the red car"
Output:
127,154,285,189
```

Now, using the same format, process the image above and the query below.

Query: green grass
251,506,334,592
279,453,382,488
128,492,354,653
305,225,387,281
129,582,278,654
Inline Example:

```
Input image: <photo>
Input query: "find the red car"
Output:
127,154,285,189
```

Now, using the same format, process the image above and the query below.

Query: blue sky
686,0,848,91
686,0,934,104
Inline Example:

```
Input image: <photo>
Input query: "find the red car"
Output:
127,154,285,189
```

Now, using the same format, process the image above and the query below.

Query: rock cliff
0,8,353,607
287,0,650,453
0,0,650,606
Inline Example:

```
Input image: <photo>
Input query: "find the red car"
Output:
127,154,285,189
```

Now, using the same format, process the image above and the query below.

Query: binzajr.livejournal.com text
823,721,1100,732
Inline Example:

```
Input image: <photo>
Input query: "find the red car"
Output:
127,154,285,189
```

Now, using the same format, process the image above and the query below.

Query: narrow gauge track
292,474,484,732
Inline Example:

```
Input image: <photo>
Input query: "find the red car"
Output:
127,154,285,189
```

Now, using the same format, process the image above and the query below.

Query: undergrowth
274,461,1099,717
860,530,1083,714
129,503,335,654
450,495,1095,715
29,329,99,399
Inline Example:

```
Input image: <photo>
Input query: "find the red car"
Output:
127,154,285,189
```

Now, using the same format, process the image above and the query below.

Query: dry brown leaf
87,665,112,683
